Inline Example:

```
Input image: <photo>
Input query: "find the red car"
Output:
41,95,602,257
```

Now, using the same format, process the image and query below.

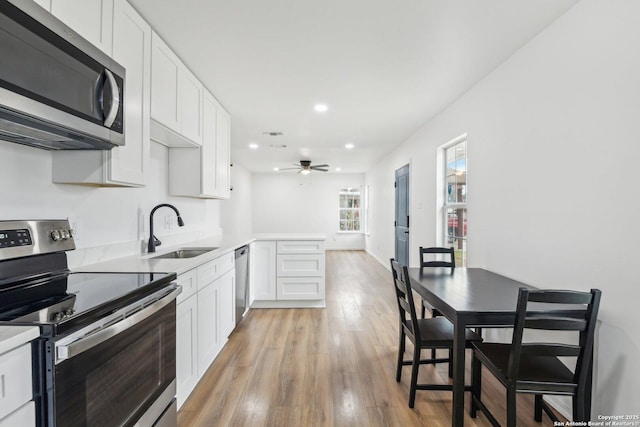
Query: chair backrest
390,259,420,339
419,246,455,268
508,288,602,388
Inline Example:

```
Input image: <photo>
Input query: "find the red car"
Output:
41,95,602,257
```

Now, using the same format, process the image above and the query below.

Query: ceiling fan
279,160,330,175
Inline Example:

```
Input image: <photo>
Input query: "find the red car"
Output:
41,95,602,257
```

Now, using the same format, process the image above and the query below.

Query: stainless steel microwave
0,0,125,150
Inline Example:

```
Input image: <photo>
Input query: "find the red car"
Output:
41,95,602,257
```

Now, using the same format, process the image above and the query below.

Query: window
363,185,370,234
444,139,467,266
339,187,361,232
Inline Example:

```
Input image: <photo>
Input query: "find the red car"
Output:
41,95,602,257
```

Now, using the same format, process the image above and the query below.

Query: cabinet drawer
277,277,325,300
276,254,324,277
176,268,197,304
276,240,324,254
0,344,33,419
0,401,35,427
217,251,235,275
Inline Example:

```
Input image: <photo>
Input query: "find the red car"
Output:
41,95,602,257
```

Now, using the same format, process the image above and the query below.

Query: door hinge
407,216,409,227
394,220,396,227
394,182,397,188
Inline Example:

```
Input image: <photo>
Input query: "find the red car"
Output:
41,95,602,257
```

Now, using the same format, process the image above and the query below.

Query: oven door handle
56,286,180,362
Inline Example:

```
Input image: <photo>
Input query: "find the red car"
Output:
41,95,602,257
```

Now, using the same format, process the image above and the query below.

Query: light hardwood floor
178,250,562,426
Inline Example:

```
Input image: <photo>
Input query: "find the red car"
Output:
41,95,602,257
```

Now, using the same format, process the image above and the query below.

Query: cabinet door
217,269,235,340
0,344,32,419
200,90,217,196
252,241,277,300
0,401,35,427
179,68,203,146
50,0,113,54
215,104,231,198
151,32,181,133
196,280,219,377
176,295,198,408
108,0,150,185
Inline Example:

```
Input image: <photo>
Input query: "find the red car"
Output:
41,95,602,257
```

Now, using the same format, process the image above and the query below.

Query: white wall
220,162,253,237
366,0,639,417
252,173,365,250
0,141,221,265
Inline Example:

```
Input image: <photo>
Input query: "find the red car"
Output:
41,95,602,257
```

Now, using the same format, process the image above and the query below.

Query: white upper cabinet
215,101,231,199
150,32,180,134
150,31,202,147
168,89,231,199
179,68,203,146
49,0,113,55
52,0,151,187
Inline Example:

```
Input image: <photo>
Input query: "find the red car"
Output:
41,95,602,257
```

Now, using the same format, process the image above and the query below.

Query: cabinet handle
1,374,5,398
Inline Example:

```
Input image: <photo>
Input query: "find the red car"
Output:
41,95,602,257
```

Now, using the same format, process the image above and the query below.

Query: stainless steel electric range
0,220,180,427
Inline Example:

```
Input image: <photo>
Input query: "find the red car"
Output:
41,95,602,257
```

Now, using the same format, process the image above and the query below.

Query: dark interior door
395,164,409,266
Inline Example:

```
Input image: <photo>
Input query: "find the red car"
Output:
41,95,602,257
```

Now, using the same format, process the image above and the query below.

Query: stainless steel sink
152,247,218,259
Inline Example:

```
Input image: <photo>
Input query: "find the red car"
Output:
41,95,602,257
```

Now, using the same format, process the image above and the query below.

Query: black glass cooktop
0,271,176,335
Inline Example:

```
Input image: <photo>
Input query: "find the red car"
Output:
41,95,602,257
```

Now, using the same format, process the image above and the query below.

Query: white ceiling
129,0,578,173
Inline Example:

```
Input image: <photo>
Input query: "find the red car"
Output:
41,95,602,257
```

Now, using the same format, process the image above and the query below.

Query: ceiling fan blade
278,167,300,171
313,168,329,172
311,164,329,169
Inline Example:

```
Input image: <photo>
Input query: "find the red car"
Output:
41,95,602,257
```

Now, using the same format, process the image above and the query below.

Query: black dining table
407,267,592,426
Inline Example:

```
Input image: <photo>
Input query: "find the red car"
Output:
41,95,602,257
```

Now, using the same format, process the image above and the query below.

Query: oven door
48,287,178,427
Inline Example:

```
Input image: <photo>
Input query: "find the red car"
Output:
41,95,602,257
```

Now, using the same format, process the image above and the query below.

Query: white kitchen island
251,235,326,308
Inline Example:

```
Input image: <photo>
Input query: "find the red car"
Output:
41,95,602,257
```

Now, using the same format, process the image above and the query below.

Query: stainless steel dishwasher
234,245,250,324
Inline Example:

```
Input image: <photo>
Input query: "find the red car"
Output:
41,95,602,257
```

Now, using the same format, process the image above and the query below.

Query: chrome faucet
148,204,184,253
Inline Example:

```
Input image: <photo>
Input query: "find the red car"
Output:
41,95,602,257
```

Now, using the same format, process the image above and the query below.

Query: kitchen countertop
0,326,39,354
76,233,326,275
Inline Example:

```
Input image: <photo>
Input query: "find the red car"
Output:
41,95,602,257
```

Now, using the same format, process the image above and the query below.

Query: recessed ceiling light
335,167,342,172
314,104,328,113
273,167,280,171
249,143,258,149
345,143,354,149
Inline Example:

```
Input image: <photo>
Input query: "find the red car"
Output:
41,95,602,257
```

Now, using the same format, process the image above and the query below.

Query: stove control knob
64,309,74,317
61,229,70,240
51,230,61,241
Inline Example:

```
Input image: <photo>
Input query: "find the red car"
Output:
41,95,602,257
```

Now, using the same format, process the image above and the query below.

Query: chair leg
448,351,453,378
420,301,426,318
470,353,482,418
534,394,543,422
409,344,421,408
506,388,517,427
396,328,405,382
573,391,588,422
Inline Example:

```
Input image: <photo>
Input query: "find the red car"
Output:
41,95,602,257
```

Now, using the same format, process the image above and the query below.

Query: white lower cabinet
175,290,198,408
175,253,236,409
217,269,235,340
252,239,325,307
0,402,35,427
251,241,277,301
0,336,36,427
196,277,219,377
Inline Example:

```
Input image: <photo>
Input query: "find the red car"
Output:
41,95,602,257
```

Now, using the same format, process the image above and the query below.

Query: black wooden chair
418,246,455,319
390,259,482,408
470,288,601,426
418,246,456,368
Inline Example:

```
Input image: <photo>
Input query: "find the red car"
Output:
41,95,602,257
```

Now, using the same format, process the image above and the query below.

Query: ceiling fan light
300,169,311,175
